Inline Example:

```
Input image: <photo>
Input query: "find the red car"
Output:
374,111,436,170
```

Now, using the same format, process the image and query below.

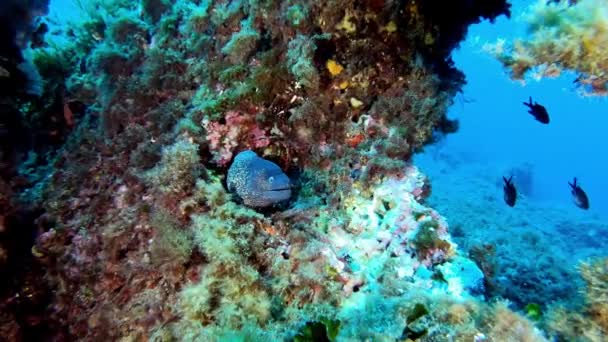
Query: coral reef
544,257,608,340
0,0,56,178
3,0,582,341
416,151,606,311
417,147,608,341
486,0,608,96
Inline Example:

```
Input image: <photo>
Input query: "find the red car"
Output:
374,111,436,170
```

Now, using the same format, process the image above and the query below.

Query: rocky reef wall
0,1,564,341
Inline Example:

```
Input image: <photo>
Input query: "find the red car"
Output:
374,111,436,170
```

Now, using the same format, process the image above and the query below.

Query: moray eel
227,150,292,208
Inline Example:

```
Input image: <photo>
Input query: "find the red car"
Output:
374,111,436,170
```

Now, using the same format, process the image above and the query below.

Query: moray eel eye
268,176,274,184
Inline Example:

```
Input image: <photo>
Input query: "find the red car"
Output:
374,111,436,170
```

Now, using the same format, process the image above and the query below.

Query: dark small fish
568,177,589,210
503,176,517,207
523,97,550,124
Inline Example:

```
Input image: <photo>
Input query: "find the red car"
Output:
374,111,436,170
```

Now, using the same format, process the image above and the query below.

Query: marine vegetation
544,257,608,340
3,0,597,340
486,0,608,96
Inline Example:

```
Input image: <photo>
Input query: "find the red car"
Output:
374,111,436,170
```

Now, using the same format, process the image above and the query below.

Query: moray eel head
252,164,292,204
227,150,292,208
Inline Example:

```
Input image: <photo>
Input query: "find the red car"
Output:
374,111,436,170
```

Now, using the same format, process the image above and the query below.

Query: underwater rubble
0,0,606,341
